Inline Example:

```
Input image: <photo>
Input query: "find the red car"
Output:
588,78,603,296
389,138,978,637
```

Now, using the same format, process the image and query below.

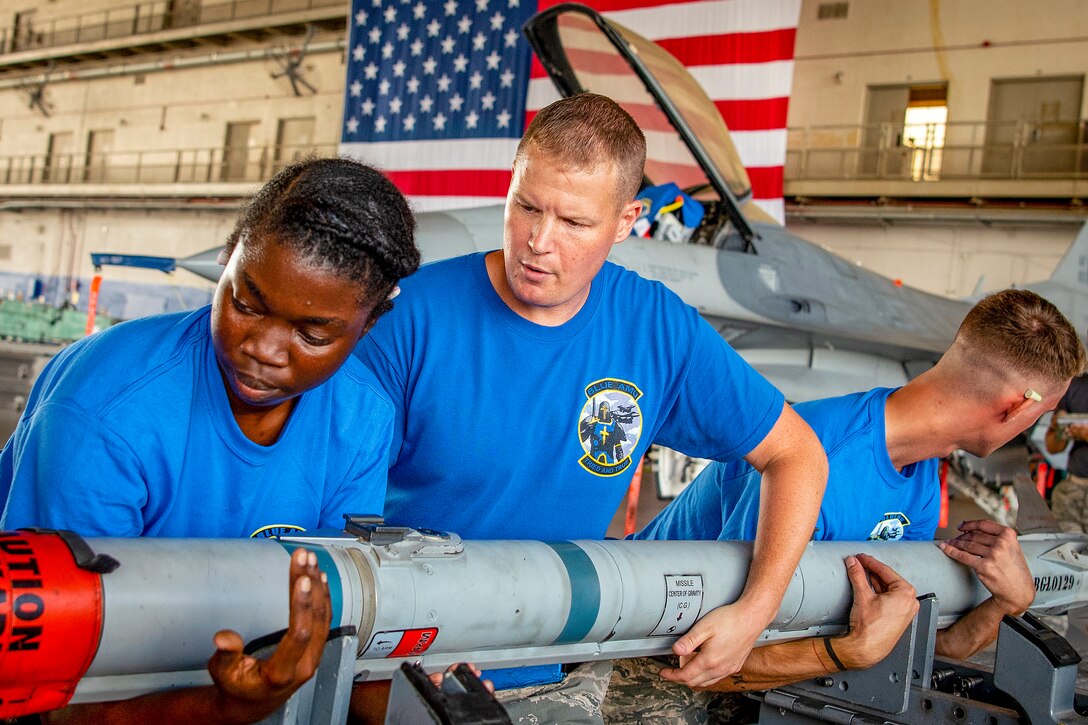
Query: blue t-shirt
355,253,785,540
1,307,393,538
636,387,940,543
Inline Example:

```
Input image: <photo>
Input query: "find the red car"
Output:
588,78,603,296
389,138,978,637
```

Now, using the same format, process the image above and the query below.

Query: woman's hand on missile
206,547,332,724
659,598,769,688
835,554,919,670
939,520,1034,616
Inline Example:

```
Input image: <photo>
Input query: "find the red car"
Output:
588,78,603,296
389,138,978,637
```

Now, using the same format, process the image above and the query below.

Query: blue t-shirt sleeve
2,401,147,536
319,411,393,528
904,466,942,541
655,319,784,462
634,463,725,540
355,333,407,469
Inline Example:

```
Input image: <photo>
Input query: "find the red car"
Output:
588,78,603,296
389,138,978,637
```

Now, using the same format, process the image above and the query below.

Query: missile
2,522,1087,719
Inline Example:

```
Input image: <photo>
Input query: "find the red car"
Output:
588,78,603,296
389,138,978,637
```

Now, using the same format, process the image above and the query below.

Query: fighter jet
150,4,1088,400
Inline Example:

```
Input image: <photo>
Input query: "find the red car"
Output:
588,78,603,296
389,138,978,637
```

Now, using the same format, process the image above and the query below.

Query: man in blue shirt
609,289,1084,721
356,93,828,721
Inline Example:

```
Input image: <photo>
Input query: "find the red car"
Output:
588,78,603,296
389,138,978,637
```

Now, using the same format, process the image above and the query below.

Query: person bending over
609,289,1083,722
1,156,421,724
355,93,828,723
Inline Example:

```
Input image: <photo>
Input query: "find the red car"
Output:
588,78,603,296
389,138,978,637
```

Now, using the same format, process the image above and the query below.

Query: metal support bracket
253,626,359,725
385,662,511,724
783,593,937,715
757,596,1088,724
993,612,1088,724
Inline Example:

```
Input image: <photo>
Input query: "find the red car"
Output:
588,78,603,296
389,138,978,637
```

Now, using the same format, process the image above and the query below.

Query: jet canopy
524,4,773,245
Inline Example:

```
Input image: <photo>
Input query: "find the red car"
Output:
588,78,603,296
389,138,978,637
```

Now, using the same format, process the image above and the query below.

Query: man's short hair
954,289,1086,388
515,93,646,207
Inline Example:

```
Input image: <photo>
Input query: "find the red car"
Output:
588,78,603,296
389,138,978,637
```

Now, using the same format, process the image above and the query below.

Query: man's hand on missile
658,598,770,688
939,520,1034,616
207,547,332,724
659,403,828,689
933,520,1034,659
833,554,919,669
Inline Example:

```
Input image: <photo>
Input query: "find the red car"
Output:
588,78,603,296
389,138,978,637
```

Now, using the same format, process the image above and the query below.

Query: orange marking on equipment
0,531,105,719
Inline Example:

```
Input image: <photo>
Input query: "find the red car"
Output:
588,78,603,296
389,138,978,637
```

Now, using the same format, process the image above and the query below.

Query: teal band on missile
279,542,344,627
546,542,601,644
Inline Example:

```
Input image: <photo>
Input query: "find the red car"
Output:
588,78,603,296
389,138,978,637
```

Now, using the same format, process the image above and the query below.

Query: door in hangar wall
860,86,909,178
983,76,1084,176
222,121,259,182
83,129,114,183
44,132,73,183
273,117,315,175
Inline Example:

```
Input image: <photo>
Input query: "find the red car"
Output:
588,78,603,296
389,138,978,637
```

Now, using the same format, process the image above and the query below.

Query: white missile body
2,526,1086,716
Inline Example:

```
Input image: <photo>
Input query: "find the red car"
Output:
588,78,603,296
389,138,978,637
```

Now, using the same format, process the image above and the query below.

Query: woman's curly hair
226,156,421,319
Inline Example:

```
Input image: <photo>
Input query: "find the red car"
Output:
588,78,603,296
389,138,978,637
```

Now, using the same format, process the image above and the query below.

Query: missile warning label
362,627,440,658
649,574,703,637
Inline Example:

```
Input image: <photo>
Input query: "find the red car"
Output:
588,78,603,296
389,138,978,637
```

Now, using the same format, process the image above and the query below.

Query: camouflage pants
601,657,758,725
1052,474,1088,533
495,661,613,725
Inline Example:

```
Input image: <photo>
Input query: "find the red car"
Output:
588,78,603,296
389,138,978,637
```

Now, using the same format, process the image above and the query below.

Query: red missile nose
0,530,105,718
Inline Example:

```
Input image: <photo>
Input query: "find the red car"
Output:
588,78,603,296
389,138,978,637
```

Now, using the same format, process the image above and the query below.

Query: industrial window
817,3,848,20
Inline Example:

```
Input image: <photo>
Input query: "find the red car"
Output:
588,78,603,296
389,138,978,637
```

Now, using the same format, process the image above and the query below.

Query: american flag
340,0,800,222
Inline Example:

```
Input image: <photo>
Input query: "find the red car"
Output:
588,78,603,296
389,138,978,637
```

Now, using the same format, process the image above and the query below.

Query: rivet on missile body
427,609,438,622
423,564,435,575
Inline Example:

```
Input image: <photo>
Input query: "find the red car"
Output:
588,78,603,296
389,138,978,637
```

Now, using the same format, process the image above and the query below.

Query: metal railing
786,119,1088,183
0,0,344,55
0,143,338,187
3,119,1086,190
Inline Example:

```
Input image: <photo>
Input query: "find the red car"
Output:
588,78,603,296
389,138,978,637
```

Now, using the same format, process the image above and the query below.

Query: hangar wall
789,0,1088,128
0,208,227,318
0,0,1083,318
783,0,1087,300
0,1,348,313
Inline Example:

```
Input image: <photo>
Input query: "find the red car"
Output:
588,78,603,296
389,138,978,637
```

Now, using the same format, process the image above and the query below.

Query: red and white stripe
532,0,800,223
353,0,800,221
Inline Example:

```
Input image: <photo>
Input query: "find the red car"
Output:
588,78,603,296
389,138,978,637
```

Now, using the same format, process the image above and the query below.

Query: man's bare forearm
934,598,1009,660
746,431,827,616
705,637,841,692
